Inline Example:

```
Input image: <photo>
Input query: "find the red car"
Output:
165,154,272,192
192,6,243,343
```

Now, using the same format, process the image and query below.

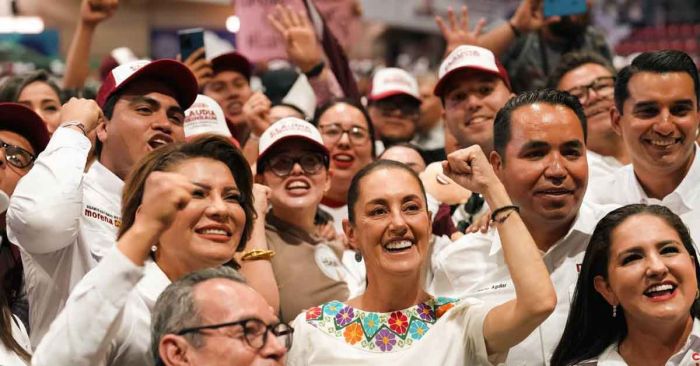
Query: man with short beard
550,51,629,179
477,0,612,93
586,50,700,243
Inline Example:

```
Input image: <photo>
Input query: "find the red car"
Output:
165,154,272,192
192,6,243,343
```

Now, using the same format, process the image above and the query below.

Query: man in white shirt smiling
6,59,197,347
431,89,616,365
586,50,700,243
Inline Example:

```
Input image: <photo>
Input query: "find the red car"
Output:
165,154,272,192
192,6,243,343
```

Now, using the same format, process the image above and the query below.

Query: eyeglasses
374,100,420,118
266,152,326,177
565,76,616,103
177,318,294,351
0,139,35,169
317,124,370,146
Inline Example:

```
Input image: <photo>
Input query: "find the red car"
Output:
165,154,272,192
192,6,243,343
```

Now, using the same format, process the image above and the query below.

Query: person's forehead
117,79,181,106
359,168,422,202
383,146,422,161
0,130,33,154
194,279,276,322
320,103,368,127
19,81,60,100
211,70,248,83
509,103,584,144
610,214,681,253
445,69,502,91
559,63,613,89
625,71,697,105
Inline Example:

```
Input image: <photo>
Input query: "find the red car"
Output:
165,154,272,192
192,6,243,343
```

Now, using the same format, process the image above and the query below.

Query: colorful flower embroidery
343,322,364,345
335,306,355,326
306,297,460,353
416,303,434,322
306,306,322,321
408,320,429,340
374,329,396,351
388,311,409,335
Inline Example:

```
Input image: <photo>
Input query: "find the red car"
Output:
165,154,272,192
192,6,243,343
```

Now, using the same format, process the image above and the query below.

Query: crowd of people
0,0,699,365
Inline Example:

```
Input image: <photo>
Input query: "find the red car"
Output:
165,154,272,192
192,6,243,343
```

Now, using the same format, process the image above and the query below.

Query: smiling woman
552,204,700,366
287,145,557,365
32,135,260,366
0,70,64,134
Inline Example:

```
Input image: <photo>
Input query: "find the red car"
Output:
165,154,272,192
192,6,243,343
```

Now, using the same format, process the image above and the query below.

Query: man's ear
158,335,193,366
593,275,619,307
610,106,623,137
489,150,503,172
96,120,108,144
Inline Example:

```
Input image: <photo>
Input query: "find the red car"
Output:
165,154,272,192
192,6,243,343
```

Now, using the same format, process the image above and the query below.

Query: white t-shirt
0,314,31,366
586,150,624,181
7,128,123,347
586,145,700,245
577,319,700,365
287,297,505,365
430,202,617,365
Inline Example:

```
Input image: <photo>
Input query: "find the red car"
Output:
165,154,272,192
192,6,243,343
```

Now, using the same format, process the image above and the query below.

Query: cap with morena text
0,103,50,155
96,59,198,110
256,117,328,174
434,45,512,97
369,68,421,103
184,94,239,147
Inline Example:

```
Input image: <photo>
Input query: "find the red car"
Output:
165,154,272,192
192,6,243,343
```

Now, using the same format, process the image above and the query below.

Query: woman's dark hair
0,70,64,103
0,236,30,362
346,159,427,225
551,204,699,366
312,97,377,158
118,135,255,254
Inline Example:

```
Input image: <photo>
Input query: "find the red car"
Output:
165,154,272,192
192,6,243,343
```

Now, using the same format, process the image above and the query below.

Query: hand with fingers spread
509,0,560,35
82,0,119,27
180,48,213,89
268,4,323,73
435,5,486,55
242,92,272,137
60,97,104,134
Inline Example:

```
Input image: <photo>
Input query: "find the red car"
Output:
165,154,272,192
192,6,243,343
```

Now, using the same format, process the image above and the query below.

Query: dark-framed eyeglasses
266,152,327,177
565,76,616,103
317,123,370,146
177,318,294,351
0,139,35,169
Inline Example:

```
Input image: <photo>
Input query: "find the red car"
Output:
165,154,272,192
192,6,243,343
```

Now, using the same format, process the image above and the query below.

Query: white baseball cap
434,45,512,97
369,67,420,102
256,117,328,173
184,94,240,147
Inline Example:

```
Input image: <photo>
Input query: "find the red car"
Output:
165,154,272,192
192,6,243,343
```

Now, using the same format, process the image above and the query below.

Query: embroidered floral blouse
287,297,503,365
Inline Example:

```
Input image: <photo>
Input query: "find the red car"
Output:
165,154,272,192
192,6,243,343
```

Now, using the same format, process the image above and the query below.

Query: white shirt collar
136,261,171,309
87,160,124,196
488,201,603,257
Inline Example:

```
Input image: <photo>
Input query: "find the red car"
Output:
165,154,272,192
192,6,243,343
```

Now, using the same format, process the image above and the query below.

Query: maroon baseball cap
0,103,50,154
434,45,512,97
211,52,253,81
96,59,198,110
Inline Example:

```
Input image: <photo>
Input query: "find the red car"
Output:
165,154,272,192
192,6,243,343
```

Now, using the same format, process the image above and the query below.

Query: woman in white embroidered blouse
552,205,700,366
287,145,558,365
32,136,261,366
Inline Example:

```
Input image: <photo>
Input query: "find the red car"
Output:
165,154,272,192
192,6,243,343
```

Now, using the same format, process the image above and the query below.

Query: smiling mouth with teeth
644,283,676,298
647,137,682,148
383,240,413,252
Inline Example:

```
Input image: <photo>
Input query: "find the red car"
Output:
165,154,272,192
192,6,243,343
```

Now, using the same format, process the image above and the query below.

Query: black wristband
508,21,522,37
304,61,325,79
490,205,520,224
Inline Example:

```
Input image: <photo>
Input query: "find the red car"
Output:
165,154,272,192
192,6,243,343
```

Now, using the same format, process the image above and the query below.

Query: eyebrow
520,140,550,150
617,240,681,257
561,140,584,149
193,182,239,192
128,95,184,115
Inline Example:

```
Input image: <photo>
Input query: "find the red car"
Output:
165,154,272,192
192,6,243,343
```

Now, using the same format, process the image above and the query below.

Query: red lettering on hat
692,352,700,361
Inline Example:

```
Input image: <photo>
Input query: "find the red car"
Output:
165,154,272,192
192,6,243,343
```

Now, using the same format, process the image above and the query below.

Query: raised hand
81,0,119,27
268,4,323,73
509,0,560,34
252,183,271,220
242,92,272,137
441,145,499,195
180,48,213,89
60,97,104,133
435,5,486,55
136,171,197,235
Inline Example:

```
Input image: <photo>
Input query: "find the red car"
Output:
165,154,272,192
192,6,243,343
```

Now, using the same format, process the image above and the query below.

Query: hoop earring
612,304,617,318
354,251,362,262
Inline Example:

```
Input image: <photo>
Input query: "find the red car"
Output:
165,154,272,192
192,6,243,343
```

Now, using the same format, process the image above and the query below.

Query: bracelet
304,61,325,79
241,249,275,262
490,205,520,224
508,21,522,37
61,121,88,136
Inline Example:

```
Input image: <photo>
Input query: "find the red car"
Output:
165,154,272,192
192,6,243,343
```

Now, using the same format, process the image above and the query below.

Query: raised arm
443,146,556,355
268,5,343,105
435,6,486,56
7,98,103,254
32,171,196,365
236,184,280,312
63,0,118,90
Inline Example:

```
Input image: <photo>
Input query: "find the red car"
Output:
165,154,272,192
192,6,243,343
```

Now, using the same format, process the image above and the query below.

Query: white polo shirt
579,318,700,365
7,127,123,347
586,145,700,244
587,150,624,181
429,201,617,365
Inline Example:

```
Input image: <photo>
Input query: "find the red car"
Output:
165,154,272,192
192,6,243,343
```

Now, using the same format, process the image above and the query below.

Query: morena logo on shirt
84,205,121,228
